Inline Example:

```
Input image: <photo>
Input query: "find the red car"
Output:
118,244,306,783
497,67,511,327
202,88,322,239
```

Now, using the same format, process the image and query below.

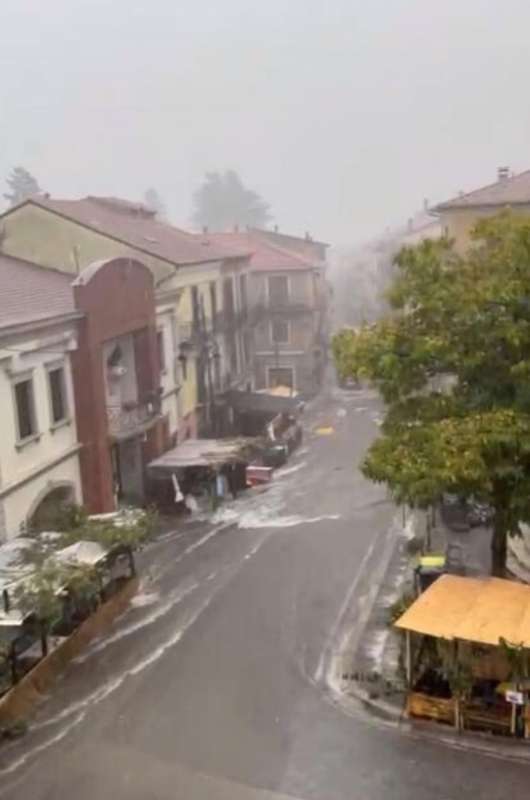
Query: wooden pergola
395,574,530,737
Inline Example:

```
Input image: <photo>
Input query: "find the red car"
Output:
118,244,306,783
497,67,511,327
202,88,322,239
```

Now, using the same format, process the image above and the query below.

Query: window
239,274,248,315
210,282,218,326
267,275,289,308
48,366,68,424
268,367,294,390
14,378,37,440
271,318,290,344
223,277,235,319
157,330,166,373
191,286,200,328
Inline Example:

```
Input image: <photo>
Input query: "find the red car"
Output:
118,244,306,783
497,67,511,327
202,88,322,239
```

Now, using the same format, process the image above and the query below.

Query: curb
344,679,530,762
0,577,139,726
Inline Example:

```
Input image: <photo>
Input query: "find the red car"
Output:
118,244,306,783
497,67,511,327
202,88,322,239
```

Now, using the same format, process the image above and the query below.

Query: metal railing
107,398,160,438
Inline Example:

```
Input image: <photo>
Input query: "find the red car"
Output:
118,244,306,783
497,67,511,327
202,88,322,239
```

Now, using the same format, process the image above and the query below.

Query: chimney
234,224,239,233
202,225,208,234
423,198,429,212
498,166,510,182
407,217,414,232
305,231,312,241
274,225,279,233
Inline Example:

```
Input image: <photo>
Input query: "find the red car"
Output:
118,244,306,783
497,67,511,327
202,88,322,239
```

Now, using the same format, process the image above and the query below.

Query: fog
2,0,530,245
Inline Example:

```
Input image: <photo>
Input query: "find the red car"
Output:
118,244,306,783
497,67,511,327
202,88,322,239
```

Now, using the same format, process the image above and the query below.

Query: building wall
1,203,175,283
249,270,316,308
0,321,82,540
2,456,82,541
439,205,530,252
72,257,165,513
156,306,180,442
3,204,254,435
249,269,323,396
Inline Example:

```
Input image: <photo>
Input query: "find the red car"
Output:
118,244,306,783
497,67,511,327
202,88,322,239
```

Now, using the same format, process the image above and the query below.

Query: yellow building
434,166,530,252
0,196,252,438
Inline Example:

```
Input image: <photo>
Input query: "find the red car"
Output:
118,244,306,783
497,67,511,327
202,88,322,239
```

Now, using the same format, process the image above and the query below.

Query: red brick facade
71,257,167,513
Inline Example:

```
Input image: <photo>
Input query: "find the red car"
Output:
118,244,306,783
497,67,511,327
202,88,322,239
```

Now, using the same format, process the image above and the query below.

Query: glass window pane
49,368,66,423
15,380,35,438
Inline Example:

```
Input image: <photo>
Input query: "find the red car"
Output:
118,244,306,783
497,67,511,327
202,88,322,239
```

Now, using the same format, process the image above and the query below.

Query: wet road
1,386,529,799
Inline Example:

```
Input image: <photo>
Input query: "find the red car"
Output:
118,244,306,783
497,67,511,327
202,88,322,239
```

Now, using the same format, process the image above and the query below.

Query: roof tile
436,169,530,211
0,254,75,330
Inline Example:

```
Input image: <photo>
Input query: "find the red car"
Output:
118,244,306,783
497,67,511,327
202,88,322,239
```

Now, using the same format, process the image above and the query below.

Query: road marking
313,534,380,684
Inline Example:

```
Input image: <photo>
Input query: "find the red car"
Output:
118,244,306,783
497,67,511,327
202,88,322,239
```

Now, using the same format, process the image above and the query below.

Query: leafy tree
192,170,271,231
143,188,166,220
333,212,530,576
3,166,41,207
14,562,65,654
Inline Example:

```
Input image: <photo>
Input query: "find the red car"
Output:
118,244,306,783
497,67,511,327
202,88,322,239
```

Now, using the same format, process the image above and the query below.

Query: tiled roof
204,232,319,272
0,253,75,331
435,170,530,211
10,196,250,267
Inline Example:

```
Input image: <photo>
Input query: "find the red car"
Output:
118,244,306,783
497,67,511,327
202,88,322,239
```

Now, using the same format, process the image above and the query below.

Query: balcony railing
250,300,315,322
107,397,161,438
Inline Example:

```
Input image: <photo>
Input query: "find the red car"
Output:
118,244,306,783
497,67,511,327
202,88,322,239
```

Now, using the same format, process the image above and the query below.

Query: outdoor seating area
395,574,530,738
0,531,136,695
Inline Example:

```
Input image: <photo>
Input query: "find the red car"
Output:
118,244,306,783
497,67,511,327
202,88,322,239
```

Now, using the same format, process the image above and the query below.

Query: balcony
178,321,203,347
250,299,314,322
107,396,161,440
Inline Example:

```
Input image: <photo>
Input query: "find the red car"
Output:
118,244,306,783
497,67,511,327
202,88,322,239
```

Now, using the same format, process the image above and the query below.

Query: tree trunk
491,522,507,577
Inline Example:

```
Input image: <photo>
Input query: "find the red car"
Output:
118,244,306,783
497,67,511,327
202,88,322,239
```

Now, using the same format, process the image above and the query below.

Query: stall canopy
395,574,530,647
54,540,108,567
148,437,256,471
224,389,304,417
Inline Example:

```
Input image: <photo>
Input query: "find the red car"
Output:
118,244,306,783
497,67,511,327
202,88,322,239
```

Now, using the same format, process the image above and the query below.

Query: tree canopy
192,170,271,231
3,166,41,207
333,213,530,574
143,188,166,220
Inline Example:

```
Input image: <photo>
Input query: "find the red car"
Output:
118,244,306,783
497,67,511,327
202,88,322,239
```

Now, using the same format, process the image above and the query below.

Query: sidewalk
334,506,530,760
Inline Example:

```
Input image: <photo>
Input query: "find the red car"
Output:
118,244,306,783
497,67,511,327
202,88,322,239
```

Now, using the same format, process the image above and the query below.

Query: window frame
266,365,295,391
46,360,70,428
270,317,290,345
12,371,39,446
266,274,290,307
156,329,166,374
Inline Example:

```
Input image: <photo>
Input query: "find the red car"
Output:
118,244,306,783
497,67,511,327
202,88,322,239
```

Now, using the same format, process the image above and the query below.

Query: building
206,230,330,397
0,254,83,541
0,252,171,536
434,166,530,251
0,195,252,439
71,257,167,513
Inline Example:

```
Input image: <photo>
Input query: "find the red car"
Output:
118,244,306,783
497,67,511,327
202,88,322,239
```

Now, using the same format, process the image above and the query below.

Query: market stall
147,437,259,512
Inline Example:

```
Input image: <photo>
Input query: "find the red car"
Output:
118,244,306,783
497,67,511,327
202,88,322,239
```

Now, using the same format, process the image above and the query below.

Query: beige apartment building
0,196,252,438
0,254,83,541
434,166,530,251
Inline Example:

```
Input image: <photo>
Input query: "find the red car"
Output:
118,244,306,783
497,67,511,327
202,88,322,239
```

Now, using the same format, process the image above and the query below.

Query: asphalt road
1,385,529,799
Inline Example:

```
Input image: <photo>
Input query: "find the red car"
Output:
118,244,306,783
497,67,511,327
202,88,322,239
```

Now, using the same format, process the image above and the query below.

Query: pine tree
3,166,42,207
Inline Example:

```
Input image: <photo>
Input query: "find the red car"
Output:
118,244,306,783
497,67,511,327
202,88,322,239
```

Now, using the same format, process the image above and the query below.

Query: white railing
107,402,157,437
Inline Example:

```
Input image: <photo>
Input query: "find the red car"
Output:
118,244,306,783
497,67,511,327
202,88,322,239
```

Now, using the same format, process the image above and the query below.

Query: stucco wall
156,306,179,438
440,205,530,252
249,270,316,307
1,454,82,540
2,203,175,283
0,322,82,540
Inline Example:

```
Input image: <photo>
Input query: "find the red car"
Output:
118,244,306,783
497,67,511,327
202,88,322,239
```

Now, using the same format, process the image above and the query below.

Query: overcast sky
2,0,530,245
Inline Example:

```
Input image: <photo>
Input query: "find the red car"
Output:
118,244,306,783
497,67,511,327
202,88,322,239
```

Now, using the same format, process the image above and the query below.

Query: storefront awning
395,574,530,647
148,437,257,471
225,389,304,416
